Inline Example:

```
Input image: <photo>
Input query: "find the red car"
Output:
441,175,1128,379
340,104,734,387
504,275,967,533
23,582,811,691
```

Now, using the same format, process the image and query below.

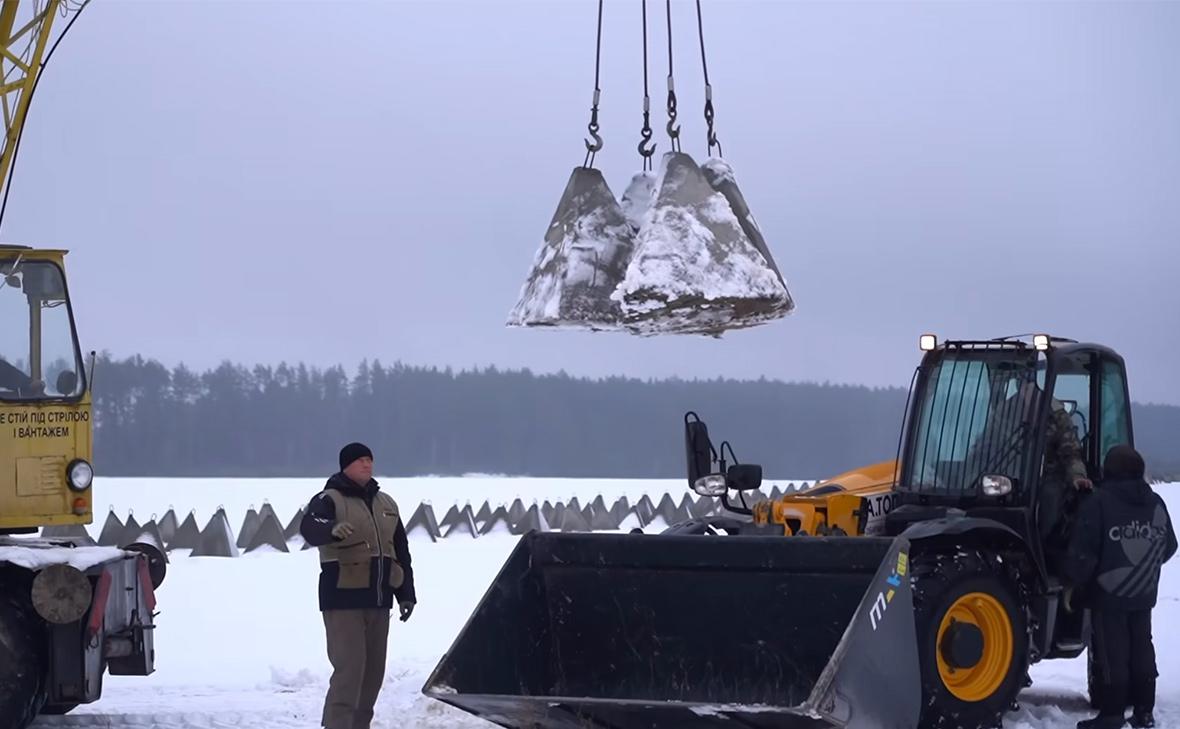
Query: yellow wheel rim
936,591,1013,702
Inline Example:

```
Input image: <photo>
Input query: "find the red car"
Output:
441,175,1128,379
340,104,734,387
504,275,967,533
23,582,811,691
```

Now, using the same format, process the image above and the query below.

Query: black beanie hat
1104,444,1145,480
339,442,373,472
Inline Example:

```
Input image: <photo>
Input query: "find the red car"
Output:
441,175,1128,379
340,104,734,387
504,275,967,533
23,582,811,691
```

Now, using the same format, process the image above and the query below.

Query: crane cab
0,244,93,533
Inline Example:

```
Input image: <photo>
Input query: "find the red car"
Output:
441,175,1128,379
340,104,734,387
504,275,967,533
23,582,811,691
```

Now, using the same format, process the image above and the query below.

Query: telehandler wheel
0,572,49,729
912,550,1029,729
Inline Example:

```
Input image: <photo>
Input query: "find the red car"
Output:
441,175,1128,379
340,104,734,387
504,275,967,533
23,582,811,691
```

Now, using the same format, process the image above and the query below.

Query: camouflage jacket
1044,401,1088,484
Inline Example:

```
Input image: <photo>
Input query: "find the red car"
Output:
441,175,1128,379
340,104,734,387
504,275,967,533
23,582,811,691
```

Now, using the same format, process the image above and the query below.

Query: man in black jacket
1066,445,1176,729
300,442,416,729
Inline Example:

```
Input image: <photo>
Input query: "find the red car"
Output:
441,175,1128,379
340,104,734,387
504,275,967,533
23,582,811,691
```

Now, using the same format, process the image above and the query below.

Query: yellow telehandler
425,334,1134,729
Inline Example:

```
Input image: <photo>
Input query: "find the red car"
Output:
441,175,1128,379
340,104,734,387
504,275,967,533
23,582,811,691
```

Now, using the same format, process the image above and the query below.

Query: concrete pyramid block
440,505,463,531
618,507,646,532
611,497,631,523
511,505,549,535
116,513,143,548
635,495,657,524
590,495,608,517
169,511,202,551
406,503,441,542
508,499,526,526
130,519,168,553
541,501,557,526
96,509,124,547
559,506,590,533
443,505,479,539
245,512,289,553
284,508,305,540
191,508,240,558
769,485,784,500
158,509,179,545
567,497,582,515
478,506,514,536
41,523,96,546
588,506,621,531
691,495,717,518
258,501,280,525
236,507,261,549
474,501,492,525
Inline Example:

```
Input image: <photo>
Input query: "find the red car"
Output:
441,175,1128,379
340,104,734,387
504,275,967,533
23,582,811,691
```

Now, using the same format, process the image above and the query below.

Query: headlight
981,474,1012,497
66,459,93,491
693,474,728,497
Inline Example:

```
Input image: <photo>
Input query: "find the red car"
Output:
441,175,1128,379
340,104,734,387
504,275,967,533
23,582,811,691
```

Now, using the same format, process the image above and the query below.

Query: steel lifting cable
695,0,721,157
664,0,680,153
636,0,656,170
583,0,605,168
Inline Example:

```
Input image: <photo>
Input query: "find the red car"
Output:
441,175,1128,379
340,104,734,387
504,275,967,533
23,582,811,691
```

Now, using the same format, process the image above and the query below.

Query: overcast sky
3,0,1177,404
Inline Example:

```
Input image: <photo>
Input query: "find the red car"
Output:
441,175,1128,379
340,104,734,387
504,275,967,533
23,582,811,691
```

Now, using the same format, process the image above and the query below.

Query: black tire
0,569,48,729
39,702,79,716
911,549,1030,729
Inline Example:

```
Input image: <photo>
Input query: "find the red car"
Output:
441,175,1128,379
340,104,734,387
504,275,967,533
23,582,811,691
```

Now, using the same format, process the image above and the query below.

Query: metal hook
638,126,656,158
584,124,603,154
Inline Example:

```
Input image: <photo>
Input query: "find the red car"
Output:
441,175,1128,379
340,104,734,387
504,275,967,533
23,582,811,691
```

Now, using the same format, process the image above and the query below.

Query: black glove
399,600,415,622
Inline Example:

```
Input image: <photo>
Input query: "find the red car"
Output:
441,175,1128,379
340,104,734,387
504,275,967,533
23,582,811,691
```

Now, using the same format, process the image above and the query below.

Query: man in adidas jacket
1066,445,1176,729
300,442,416,729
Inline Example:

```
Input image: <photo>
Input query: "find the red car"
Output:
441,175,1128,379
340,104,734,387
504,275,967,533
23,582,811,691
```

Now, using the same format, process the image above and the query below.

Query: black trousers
1091,608,1157,716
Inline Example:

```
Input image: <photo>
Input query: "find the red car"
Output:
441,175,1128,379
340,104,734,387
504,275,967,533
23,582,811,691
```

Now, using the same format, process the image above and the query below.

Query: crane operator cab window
0,256,85,401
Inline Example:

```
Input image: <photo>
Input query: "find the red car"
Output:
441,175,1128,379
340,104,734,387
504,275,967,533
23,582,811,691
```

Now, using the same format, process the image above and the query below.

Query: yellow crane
0,3,163,727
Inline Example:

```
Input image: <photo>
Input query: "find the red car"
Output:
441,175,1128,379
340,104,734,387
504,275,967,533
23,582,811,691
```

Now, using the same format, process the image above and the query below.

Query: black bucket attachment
507,166,635,331
423,531,919,728
613,152,793,337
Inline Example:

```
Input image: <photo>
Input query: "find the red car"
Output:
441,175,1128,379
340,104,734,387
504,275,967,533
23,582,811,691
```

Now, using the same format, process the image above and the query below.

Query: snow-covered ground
24,477,1180,729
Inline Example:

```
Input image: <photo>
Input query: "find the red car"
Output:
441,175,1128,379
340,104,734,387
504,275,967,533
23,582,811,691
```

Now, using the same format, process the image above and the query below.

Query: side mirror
727,463,763,492
685,413,715,489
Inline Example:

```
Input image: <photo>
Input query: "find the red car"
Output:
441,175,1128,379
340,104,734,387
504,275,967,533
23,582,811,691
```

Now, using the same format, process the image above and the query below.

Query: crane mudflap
423,531,920,729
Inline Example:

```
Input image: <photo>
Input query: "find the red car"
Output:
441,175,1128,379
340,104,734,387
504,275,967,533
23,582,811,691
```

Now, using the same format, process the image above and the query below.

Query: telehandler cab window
906,350,1041,495
0,258,84,401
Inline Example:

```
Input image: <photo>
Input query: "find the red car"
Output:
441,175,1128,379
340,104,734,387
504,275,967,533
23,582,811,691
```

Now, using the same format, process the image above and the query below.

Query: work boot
1130,710,1154,728
1076,714,1125,729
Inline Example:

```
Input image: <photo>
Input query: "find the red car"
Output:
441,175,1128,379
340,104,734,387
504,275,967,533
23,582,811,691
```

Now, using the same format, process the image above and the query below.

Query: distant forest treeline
89,355,1180,481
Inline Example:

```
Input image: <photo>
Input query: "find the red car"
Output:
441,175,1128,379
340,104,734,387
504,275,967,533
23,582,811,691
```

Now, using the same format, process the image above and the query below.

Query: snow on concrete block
506,165,635,331
478,507,514,536
245,513,289,554
443,505,479,539
406,503,441,542
192,508,240,558
511,505,549,535
158,509,179,545
236,507,261,549
613,151,792,335
284,508,305,540
169,511,202,551
96,509,123,547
